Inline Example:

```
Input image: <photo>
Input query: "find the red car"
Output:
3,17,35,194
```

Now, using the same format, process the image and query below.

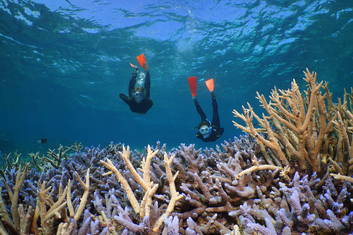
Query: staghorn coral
0,144,185,234
233,69,353,177
0,164,28,234
155,138,352,234
143,137,275,233
100,145,183,234
0,137,352,234
0,152,22,173
229,172,353,234
28,144,82,171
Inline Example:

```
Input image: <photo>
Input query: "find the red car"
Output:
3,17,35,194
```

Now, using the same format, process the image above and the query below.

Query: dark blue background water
0,0,352,154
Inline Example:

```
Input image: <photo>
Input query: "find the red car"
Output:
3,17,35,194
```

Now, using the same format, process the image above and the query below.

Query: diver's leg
211,93,220,128
193,98,207,122
145,71,151,98
128,69,137,97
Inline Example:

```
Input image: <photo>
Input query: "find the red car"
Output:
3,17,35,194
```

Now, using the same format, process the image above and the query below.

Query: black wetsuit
119,69,153,114
194,93,224,142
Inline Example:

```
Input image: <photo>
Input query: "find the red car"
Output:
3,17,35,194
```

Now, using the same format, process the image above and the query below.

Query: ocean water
0,0,352,154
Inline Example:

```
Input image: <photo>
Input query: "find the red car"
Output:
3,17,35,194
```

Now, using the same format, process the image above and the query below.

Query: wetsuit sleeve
193,99,207,122
128,69,138,97
145,71,151,98
119,93,131,105
211,93,221,128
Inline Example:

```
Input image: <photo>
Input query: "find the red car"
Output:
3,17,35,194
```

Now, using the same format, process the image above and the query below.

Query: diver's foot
129,63,138,69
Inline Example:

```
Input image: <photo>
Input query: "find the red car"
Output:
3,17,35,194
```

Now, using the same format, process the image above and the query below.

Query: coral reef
233,69,353,177
0,69,352,234
0,136,352,234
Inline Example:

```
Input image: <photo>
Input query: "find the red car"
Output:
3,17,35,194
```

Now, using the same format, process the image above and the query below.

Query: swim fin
205,78,215,92
188,76,197,97
136,54,147,69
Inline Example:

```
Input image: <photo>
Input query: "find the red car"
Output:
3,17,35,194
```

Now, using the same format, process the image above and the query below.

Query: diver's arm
193,98,207,122
211,93,221,128
145,71,151,98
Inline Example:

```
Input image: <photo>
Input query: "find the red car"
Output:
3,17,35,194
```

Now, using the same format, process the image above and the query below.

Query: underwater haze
0,0,352,154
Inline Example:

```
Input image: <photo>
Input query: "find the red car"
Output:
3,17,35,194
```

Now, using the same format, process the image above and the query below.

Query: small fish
37,138,48,144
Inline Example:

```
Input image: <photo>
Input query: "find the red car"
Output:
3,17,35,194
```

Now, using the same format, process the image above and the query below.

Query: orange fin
188,76,198,97
205,78,215,92
136,54,147,69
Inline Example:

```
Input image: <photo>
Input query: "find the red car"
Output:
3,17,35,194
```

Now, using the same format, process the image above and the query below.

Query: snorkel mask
133,90,144,103
199,124,212,138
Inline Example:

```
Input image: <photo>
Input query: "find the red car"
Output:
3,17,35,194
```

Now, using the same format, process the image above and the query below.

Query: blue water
0,0,352,154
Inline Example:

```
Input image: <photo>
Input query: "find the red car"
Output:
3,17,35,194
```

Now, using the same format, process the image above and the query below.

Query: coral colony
0,69,352,234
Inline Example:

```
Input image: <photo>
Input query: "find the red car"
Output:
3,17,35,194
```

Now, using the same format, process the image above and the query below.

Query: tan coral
33,181,68,235
66,169,90,221
330,173,353,183
0,164,28,234
234,165,283,180
233,68,352,176
100,145,183,233
0,163,92,235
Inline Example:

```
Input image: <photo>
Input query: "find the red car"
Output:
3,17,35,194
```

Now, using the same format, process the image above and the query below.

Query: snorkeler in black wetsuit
188,76,224,142
119,54,153,114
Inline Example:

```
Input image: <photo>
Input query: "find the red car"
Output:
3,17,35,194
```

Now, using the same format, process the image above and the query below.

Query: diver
187,76,224,142
119,54,153,114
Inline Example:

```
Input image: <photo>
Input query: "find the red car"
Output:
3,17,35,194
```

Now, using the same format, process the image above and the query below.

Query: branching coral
166,141,265,233
100,145,183,234
0,152,22,173
66,169,90,221
34,181,68,234
0,136,352,234
229,172,353,234
0,164,28,234
334,88,353,173
0,163,91,234
233,69,353,177
30,144,81,170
